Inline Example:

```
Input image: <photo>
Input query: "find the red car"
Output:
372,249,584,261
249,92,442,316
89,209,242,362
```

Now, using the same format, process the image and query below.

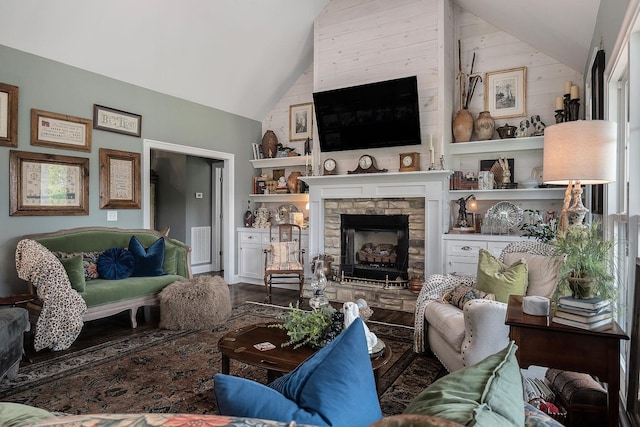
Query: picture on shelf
480,158,515,185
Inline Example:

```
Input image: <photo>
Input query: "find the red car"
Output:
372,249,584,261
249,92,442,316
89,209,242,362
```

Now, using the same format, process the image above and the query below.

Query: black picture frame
591,49,605,215
93,104,142,137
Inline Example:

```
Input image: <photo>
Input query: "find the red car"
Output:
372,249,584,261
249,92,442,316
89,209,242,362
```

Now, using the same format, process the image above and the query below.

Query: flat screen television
313,76,421,152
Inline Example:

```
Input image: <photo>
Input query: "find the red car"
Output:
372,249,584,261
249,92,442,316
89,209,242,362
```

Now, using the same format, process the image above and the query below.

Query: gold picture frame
10,150,89,216
31,109,92,152
0,82,19,147
484,67,527,119
99,148,141,209
289,102,313,141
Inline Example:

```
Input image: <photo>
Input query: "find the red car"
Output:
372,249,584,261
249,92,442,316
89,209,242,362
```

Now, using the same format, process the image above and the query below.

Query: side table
505,295,629,427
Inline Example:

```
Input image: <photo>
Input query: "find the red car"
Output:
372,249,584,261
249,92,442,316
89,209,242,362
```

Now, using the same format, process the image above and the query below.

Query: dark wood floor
23,282,414,363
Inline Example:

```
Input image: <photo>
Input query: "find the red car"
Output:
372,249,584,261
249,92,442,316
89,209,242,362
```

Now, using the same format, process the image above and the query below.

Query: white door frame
142,139,235,284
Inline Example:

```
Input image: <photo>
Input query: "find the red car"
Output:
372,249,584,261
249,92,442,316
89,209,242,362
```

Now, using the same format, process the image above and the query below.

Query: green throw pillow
60,255,86,292
403,341,524,426
0,402,56,427
475,249,528,303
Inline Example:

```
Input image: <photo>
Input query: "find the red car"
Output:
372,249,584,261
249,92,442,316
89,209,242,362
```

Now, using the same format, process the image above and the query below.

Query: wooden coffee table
217,321,392,394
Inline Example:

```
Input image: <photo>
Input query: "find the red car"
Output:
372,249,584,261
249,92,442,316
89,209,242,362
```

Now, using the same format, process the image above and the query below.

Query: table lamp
542,120,616,231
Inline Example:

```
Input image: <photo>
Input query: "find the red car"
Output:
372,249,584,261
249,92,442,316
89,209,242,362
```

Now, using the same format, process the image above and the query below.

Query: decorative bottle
309,258,328,310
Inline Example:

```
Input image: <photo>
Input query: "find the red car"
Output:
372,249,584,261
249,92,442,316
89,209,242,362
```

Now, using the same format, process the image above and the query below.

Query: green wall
0,44,261,295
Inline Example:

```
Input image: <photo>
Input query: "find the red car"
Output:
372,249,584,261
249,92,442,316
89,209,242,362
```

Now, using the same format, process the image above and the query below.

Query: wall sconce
453,194,477,231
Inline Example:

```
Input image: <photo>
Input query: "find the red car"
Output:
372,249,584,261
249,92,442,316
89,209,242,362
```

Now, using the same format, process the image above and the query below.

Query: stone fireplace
300,171,450,312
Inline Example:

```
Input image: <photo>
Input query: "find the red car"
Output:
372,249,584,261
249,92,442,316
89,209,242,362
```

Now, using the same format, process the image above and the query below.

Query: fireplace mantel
300,170,451,279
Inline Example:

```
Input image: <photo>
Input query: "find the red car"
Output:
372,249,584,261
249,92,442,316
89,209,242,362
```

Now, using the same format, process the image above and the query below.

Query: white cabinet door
238,243,264,280
445,241,485,275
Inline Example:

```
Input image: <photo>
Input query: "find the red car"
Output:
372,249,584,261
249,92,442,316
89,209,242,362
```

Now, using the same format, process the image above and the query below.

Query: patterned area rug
0,302,445,417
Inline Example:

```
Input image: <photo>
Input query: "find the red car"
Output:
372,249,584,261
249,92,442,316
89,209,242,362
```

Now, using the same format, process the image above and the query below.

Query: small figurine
531,115,546,136
516,119,530,138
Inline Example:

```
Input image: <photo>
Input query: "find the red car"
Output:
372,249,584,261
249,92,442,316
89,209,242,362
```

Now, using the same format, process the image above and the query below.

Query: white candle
570,85,579,100
564,81,572,95
555,96,563,110
430,135,435,165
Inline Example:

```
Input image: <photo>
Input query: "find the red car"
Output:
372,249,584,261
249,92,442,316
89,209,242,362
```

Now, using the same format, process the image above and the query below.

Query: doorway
142,139,236,284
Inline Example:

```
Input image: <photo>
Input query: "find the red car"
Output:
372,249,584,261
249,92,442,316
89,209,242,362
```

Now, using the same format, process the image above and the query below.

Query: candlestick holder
563,94,571,122
568,99,580,121
555,109,565,123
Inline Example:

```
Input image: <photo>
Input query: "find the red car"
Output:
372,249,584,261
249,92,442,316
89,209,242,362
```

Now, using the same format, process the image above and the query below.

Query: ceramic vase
286,171,302,194
452,109,473,143
261,130,278,158
474,111,495,140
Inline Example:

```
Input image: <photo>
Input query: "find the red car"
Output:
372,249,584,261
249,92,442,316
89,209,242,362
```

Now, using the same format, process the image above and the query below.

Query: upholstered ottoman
0,307,30,381
159,275,231,330
545,368,607,427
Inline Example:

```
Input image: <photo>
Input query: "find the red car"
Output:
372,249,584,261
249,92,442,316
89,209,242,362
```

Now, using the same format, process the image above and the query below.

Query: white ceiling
0,0,600,122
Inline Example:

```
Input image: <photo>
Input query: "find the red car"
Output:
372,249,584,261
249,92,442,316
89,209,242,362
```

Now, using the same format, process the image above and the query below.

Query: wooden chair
263,224,305,303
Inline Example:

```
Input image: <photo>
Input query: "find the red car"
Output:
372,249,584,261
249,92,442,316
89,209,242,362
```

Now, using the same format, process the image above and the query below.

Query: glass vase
309,259,329,310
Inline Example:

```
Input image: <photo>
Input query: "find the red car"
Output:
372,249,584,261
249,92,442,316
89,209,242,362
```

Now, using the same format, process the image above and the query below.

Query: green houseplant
552,222,616,301
271,304,339,349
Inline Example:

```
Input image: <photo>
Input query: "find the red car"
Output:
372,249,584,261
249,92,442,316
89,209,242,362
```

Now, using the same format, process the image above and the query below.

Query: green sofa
23,227,192,328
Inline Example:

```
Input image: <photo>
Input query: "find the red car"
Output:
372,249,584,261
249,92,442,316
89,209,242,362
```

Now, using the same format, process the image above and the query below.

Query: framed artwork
99,148,141,209
93,104,142,137
289,102,313,141
31,109,92,152
480,158,515,184
10,150,89,216
0,82,19,147
484,67,527,119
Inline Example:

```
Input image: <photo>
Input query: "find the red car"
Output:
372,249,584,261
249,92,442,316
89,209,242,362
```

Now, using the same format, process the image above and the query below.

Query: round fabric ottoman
159,275,231,330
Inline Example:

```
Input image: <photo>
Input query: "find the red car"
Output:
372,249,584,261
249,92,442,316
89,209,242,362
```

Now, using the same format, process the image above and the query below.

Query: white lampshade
543,120,617,185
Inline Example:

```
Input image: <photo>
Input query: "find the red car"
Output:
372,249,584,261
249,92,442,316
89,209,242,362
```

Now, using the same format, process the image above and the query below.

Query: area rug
0,302,445,417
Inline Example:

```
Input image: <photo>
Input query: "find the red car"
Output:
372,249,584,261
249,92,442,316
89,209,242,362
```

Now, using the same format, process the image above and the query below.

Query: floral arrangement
519,209,558,243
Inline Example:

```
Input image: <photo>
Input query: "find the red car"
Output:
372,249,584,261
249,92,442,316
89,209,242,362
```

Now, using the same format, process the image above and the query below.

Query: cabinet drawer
240,231,263,244
446,242,486,257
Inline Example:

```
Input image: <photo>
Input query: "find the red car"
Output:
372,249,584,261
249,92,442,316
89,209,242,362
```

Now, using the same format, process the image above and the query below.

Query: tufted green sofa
22,227,192,328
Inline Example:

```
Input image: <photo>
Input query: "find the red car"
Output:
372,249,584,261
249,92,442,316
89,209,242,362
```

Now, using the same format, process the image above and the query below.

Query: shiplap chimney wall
261,0,582,175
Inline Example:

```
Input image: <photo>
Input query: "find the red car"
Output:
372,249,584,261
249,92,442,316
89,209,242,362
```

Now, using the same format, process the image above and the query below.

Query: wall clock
348,154,387,174
399,152,420,172
323,158,337,175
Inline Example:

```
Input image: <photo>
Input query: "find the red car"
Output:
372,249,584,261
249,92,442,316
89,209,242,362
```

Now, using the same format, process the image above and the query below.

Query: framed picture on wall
0,82,19,147
484,67,527,119
10,150,89,216
31,109,92,152
289,102,313,141
93,104,142,137
99,148,141,209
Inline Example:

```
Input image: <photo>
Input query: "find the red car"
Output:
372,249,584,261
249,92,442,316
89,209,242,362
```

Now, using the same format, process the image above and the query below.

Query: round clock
359,155,373,170
323,158,337,175
402,155,413,167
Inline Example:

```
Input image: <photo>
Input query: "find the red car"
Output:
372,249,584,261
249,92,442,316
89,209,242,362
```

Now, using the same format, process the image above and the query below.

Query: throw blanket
15,239,87,351
413,273,476,353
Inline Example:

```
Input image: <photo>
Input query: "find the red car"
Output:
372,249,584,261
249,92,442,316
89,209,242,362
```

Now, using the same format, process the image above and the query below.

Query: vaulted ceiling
0,0,600,122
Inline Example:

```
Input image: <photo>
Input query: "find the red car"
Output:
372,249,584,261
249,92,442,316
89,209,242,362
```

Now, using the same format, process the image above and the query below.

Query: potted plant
271,304,342,349
552,222,616,301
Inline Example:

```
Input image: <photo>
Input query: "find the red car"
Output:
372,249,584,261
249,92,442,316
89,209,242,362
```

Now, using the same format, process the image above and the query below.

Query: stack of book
552,296,612,330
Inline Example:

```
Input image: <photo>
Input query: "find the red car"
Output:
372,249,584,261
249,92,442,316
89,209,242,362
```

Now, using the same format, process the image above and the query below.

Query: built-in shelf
447,136,543,155
249,193,309,203
250,155,311,169
449,187,566,200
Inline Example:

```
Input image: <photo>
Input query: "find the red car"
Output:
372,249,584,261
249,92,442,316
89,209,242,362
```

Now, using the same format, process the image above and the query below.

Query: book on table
557,296,610,311
552,315,613,330
554,307,612,324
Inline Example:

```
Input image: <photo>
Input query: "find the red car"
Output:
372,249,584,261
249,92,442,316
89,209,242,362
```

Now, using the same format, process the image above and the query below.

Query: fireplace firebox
340,214,409,281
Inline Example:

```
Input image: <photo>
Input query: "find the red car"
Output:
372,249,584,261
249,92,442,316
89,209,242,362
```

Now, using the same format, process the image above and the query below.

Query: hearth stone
302,280,417,313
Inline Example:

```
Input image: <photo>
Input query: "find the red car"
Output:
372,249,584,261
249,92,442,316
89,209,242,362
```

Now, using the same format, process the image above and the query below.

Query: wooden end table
505,295,629,427
217,321,392,394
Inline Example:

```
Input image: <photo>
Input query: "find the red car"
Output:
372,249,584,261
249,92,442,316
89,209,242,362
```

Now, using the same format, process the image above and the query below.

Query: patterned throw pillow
441,284,495,309
53,251,103,280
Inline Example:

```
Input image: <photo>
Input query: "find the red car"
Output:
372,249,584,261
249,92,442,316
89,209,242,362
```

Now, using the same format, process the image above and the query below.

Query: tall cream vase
452,108,473,142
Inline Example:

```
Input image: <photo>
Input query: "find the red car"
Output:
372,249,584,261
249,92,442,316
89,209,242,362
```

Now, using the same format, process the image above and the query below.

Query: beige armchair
414,241,559,372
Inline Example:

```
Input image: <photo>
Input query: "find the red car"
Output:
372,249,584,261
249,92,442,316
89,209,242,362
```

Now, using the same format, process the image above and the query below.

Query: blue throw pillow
213,318,383,427
128,236,166,277
97,248,136,280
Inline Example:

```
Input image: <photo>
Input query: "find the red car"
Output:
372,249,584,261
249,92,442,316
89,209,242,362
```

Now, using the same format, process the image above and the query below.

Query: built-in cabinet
443,234,528,275
237,227,311,285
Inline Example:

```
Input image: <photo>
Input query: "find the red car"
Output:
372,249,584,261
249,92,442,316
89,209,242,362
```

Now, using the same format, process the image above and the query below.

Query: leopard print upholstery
15,239,87,351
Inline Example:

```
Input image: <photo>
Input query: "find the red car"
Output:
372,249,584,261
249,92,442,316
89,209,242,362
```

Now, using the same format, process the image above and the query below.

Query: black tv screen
313,76,421,152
